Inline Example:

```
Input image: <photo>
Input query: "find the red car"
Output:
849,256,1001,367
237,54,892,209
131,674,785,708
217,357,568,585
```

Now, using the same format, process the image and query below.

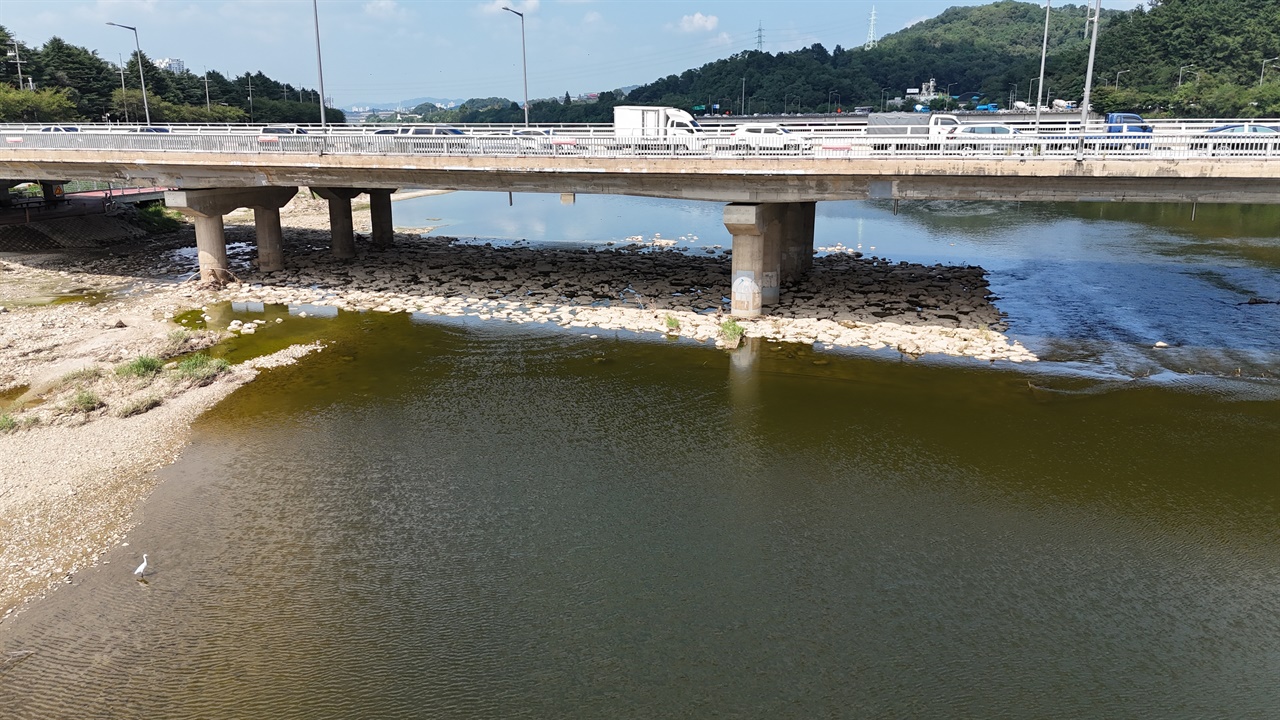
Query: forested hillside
414,0,1280,124
0,26,343,123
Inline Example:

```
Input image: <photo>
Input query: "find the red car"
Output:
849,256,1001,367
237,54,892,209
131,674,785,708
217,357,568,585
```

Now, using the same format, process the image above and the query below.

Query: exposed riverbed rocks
213,227,1035,362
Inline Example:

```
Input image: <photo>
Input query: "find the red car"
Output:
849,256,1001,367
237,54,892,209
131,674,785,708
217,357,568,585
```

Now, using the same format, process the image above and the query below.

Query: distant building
156,57,185,73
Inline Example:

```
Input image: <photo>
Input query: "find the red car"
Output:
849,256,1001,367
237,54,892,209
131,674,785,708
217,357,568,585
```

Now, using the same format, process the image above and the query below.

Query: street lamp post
312,0,328,130
106,22,149,125
1035,0,1051,132
502,6,529,126
827,90,840,114
1079,0,1102,134
880,87,892,113
1115,69,1130,88
1261,57,1280,87
1178,64,1197,87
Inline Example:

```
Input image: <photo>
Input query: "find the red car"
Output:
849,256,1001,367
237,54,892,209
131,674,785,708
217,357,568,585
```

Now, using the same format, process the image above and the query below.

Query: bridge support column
166,187,297,283
254,207,284,272
368,189,394,249
779,202,815,282
725,203,784,317
314,188,362,259
194,215,231,283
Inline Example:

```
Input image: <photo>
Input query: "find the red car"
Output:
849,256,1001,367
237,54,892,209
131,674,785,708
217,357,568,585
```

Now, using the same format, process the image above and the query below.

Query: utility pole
7,40,25,90
201,70,211,111
247,75,254,122
741,76,746,116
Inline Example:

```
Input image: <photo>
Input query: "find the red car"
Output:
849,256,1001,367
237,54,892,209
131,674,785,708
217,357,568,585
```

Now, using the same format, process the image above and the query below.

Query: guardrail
1,126,1277,160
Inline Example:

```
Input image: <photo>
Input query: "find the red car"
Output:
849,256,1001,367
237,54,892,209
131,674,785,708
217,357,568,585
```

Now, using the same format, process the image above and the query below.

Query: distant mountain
346,96,466,111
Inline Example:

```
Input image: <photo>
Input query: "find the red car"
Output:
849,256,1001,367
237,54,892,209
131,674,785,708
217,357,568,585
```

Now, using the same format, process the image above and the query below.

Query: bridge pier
165,187,298,282
368,188,395,249
314,188,363,259
724,202,816,317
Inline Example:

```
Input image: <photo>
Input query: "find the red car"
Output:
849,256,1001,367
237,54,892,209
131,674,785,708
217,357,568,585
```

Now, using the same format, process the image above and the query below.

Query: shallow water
2,196,1279,718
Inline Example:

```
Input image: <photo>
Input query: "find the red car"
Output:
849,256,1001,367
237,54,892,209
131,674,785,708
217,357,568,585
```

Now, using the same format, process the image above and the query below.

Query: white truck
865,112,961,138
612,105,703,149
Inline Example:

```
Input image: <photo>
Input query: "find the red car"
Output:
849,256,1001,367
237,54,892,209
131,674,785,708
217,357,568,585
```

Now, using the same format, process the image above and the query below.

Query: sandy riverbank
0,188,1033,622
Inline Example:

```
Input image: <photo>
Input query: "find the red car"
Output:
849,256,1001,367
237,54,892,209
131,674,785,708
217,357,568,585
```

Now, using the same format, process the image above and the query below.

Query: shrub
116,395,163,418
173,353,230,386
135,203,185,233
664,314,680,330
719,319,745,342
0,414,16,433
159,329,191,357
69,389,104,413
117,355,164,377
58,366,102,385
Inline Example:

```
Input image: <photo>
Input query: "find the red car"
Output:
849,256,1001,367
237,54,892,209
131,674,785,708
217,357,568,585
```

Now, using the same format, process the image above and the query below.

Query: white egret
134,554,148,577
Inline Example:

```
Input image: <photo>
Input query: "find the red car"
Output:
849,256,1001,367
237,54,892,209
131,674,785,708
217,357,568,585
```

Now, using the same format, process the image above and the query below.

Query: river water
2,194,1279,718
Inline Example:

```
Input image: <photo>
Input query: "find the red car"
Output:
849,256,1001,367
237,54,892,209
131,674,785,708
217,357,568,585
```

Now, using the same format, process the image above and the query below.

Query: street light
827,90,840,114
1261,57,1280,87
312,0,328,130
1178,64,1197,88
783,93,795,114
1080,0,1102,133
106,22,149,125
1115,69,1130,88
1035,0,1051,132
502,7,529,126
880,87,892,112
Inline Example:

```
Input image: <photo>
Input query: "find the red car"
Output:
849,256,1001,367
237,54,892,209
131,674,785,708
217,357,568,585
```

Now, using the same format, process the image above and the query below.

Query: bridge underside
2,152,1279,204
8,150,1280,317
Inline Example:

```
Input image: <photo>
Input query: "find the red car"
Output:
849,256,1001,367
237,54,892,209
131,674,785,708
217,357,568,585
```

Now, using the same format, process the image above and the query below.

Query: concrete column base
368,189,394,248
254,207,284,272
314,188,363,260
780,201,816,283
194,215,230,283
724,203,785,317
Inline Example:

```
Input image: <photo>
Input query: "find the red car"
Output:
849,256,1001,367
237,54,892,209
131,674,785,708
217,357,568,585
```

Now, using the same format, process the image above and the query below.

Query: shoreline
0,190,1032,622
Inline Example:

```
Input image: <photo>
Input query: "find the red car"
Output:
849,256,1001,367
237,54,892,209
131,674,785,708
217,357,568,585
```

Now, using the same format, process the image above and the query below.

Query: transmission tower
865,6,879,50
756,22,764,51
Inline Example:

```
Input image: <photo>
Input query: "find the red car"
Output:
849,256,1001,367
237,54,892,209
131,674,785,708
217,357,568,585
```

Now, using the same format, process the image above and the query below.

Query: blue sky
1,0,1144,107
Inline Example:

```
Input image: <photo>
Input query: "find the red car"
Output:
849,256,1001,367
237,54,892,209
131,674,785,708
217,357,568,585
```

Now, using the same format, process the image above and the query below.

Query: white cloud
363,0,405,19
583,10,602,24
678,12,718,33
903,16,929,29
481,0,539,14
709,31,731,47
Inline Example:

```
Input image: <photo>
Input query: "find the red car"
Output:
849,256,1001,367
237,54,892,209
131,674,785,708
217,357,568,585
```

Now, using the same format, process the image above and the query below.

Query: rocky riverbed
202,226,1034,361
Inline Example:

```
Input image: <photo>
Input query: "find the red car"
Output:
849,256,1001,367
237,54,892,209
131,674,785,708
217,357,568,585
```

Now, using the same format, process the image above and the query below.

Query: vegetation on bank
0,27,343,124
392,0,1280,124
0,330,228,433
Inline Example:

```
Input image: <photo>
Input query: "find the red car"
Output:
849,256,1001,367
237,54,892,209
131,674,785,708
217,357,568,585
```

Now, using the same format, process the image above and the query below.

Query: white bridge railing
0,123,1277,160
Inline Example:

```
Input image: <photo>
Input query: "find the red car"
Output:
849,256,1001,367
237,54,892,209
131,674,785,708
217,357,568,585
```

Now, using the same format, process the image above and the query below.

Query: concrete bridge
2,127,1278,316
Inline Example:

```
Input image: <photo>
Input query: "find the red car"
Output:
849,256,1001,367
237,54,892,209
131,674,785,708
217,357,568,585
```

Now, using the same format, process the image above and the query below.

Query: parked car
727,122,808,151
259,125,308,136
39,126,79,132
372,125,464,136
129,126,170,133
1191,123,1280,155
944,123,1028,153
